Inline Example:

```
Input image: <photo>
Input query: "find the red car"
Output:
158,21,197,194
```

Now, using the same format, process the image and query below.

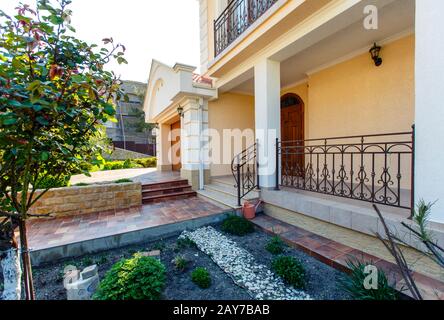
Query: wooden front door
171,120,182,171
281,94,305,176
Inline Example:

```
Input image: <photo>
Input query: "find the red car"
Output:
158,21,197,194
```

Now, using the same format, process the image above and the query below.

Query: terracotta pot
242,201,256,220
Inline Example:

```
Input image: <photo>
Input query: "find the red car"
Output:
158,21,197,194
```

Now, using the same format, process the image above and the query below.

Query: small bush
94,254,166,300
271,256,306,289
340,259,398,300
133,157,157,168
174,256,189,272
191,267,211,289
35,174,71,189
221,215,254,236
100,158,156,171
265,236,286,255
114,178,133,184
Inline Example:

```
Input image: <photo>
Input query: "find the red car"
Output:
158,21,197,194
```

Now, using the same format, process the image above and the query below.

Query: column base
181,169,211,190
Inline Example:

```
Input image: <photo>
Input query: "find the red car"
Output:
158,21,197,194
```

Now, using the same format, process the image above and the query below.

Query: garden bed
20,224,349,300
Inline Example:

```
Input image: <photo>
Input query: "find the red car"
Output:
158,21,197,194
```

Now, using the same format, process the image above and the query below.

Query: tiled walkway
252,214,444,300
27,197,227,251
70,168,181,185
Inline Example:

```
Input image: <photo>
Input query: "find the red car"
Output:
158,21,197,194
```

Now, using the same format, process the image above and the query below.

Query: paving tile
27,195,225,251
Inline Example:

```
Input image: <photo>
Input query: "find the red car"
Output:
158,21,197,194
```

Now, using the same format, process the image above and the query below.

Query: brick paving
252,214,444,300
26,197,227,251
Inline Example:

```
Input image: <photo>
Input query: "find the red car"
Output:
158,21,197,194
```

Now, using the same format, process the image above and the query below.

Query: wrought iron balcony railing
275,130,415,210
214,0,278,57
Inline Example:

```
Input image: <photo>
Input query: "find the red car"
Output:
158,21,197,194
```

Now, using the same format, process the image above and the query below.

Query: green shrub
221,215,254,236
114,179,133,184
174,256,189,272
133,157,157,168
35,174,71,189
265,236,286,255
340,259,398,300
191,267,211,289
94,254,166,300
271,256,306,289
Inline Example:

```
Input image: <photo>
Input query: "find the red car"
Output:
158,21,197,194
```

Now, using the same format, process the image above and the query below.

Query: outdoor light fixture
369,42,382,67
177,106,184,118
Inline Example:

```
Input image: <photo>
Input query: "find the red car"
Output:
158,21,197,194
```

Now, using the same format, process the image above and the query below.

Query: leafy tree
0,0,127,299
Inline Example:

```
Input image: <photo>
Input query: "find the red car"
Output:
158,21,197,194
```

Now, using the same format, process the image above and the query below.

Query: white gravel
180,226,311,300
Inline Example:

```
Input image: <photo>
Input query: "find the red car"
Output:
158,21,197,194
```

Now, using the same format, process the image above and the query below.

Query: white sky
0,0,201,83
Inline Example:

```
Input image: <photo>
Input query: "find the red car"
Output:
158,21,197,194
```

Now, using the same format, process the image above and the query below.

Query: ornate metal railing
232,141,260,206
214,0,278,57
276,130,415,210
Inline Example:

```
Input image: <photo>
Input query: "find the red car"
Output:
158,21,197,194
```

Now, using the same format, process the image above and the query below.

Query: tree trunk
18,219,35,300
1,248,22,300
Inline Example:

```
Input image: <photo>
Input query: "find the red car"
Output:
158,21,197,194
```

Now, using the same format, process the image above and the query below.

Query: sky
0,0,201,82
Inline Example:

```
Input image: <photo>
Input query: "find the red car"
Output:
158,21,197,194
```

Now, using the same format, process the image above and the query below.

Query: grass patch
271,256,306,289
191,267,211,289
265,236,286,255
114,178,133,184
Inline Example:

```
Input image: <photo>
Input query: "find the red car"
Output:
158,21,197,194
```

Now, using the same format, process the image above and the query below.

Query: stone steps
142,180,196,204
197,177,260,209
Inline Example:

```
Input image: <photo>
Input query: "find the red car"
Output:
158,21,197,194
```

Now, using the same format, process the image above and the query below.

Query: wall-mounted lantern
177,105,184,118
369,42,382,67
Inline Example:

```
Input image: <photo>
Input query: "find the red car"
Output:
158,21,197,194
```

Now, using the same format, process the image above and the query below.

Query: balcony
214,0,278,57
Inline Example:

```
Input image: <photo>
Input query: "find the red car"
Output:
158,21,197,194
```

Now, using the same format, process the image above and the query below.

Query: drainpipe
198,98,204,190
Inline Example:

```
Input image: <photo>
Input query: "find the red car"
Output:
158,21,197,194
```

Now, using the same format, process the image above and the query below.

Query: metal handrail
231,141,260,206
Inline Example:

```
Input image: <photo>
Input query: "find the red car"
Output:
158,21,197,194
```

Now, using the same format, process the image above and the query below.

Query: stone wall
29,182,142,218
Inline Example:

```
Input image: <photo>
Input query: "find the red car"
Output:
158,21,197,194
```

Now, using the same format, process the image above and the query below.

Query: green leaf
2,117,17,125
40,152,49,161
103,103,115,116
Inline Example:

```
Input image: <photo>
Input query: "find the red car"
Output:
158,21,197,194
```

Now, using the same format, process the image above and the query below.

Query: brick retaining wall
29,182,142,218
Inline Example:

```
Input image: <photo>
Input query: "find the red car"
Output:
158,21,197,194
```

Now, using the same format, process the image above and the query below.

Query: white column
254,58,281,188
181,98,210,189
415,0,444,223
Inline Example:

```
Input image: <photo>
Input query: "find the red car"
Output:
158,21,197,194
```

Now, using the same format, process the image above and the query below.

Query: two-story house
143,0,444,258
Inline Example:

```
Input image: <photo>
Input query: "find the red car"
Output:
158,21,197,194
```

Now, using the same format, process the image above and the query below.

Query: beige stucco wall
279,35,415,190
307,35,415,138
208,92,255,177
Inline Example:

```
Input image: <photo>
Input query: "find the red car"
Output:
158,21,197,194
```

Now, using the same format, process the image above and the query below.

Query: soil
8,225,349,300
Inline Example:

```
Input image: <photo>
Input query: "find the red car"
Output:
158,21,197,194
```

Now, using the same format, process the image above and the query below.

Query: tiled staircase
142,179,197,204
197,176,260,209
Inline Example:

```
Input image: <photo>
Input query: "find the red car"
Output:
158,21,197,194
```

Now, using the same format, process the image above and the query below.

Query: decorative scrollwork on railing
232,142,259,207
214,0,278,57
277,130,414,210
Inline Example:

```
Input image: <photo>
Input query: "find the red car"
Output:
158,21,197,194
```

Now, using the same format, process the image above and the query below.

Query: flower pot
242,201,256,220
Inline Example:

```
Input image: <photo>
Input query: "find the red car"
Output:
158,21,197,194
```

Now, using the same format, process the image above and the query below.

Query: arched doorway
281,93,305,178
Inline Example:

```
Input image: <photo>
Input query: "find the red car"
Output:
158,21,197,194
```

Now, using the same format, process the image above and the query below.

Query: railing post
256,140,260,190
275,138,280,191
410,124,416,219
237,162,242,207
